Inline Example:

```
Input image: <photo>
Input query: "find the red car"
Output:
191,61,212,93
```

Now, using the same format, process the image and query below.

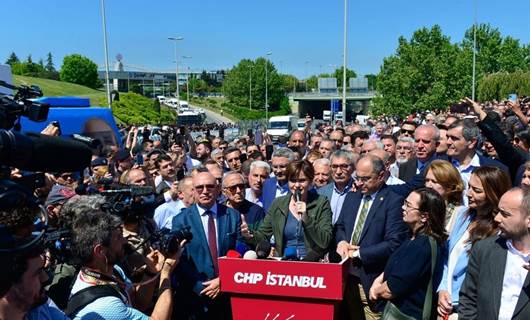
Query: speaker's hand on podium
201,277,221,299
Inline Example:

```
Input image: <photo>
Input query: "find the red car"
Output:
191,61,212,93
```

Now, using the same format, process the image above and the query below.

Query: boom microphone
226,249,242,258
282,247,298,261
235,242,250,257
243,250,258,260
256,240,272,259
0,130,92,172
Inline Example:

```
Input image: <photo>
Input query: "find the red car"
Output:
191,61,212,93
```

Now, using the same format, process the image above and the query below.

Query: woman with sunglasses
251,160,333,261
369,188,447,320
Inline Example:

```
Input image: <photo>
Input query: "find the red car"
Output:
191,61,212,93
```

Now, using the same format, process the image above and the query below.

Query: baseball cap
45,185,76,207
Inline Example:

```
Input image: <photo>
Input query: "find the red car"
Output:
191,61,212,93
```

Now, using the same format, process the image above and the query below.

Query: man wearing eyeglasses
222,172,265,236
172,172,241,319
317,150,355,225
262,147,295,212
335,155,407,320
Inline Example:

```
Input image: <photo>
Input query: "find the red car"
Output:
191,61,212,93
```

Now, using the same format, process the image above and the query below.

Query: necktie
351,196,372,245
206,210,219,276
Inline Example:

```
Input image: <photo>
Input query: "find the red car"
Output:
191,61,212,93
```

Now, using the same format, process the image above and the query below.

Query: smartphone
266,145,274,161
508,94,518,103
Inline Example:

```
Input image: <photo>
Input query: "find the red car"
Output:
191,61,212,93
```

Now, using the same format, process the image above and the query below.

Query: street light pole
100,0,111,107
342,0,348,123
249,65,253,110
472,0,477,101
305,60,310,92
168,36,183,106
265,52,272,120
182,55,192,103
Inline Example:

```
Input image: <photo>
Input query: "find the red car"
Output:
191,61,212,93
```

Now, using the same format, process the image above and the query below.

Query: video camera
0,80,48,131
98,184,156,221
147,227,193,256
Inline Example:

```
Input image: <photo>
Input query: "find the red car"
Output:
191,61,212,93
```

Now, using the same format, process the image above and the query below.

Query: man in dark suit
459,187,530,319
398,124,445,182
172,172,241,319
335,155,408,320
222,171,266,235
154,154,178,204
447,119,508,198
262,147,295,212
317,150,355,225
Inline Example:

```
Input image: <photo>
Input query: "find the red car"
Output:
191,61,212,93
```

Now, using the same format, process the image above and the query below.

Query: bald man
171,172,241,319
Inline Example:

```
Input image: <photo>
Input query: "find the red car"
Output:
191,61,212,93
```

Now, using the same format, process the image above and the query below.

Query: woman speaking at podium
249,160,333,261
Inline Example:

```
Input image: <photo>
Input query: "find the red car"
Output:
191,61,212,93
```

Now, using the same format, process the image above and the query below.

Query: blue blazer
438,207,473,305
262,177,289,213
316,182,334,201
477,154,509,173
334,184,408,307
172,203,241,295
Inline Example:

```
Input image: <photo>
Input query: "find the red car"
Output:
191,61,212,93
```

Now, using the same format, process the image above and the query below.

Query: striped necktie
351,195,372,245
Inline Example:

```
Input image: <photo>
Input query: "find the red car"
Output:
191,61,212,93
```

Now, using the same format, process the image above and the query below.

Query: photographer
68,201,184,320
0,182,68,319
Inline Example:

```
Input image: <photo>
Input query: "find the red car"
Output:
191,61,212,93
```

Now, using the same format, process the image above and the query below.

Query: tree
60,54,100,88
332,67,357,88
365,74,377,91
5,52,19,66
45,52,56,72
461,24,529,78
373,25,467,116
223,58,284,110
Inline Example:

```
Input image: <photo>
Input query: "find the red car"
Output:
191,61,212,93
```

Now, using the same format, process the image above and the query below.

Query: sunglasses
194,184,216,192
401,129,415,135
331,164,350,170
225,183,245,193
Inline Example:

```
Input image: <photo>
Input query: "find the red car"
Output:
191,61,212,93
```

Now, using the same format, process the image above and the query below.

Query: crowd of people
1,96,530,320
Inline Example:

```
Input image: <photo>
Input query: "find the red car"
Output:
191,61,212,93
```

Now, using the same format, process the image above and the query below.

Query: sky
1,0,530,79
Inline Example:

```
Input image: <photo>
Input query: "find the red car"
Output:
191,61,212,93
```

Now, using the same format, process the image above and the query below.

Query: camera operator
0,183,68,320
67,198,184,319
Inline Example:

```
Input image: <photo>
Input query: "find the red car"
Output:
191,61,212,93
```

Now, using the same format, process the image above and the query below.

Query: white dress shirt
197,203,219,249
499,240,530,320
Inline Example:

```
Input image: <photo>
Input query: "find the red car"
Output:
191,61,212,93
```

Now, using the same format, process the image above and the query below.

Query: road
190,104,234,124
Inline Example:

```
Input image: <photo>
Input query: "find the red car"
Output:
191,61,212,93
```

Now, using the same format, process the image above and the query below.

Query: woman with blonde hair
424,160,465,233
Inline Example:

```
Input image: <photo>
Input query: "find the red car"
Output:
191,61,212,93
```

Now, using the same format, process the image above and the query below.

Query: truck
1,64,122,147
267,115,297,142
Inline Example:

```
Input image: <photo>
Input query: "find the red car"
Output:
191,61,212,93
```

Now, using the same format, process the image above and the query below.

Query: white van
323,110,331,122
267,115,297,142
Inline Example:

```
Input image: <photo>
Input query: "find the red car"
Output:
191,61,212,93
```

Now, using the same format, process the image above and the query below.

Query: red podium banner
219,257,350,320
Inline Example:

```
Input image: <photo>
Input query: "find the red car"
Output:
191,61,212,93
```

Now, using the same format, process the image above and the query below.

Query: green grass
13,75,107,106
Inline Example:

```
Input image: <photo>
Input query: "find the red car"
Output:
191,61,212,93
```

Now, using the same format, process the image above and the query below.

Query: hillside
13,75,107,106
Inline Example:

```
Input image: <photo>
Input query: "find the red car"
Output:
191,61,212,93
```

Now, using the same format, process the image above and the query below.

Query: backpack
64,284,125,318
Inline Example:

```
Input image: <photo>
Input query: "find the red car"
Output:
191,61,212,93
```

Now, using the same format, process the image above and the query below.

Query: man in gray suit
459,187,530,320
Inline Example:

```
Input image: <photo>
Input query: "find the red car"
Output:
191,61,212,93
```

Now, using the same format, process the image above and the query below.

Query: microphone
226,249,242,258
0,130,92,172
235,242,250,257
282,247,298,261
243,250,258,260
256,240,271,259
295,189,302,202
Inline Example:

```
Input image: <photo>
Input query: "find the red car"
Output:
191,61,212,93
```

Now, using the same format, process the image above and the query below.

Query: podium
219,257,350,320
